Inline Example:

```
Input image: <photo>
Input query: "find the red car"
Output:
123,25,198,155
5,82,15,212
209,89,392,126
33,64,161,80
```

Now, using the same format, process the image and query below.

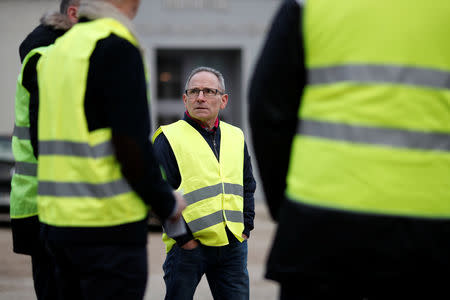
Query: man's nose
197,90,207,100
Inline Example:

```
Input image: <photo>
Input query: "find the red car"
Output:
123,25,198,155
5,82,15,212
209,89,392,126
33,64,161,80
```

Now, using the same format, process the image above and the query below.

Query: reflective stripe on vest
39,179,131,198
13,125,31,140
299,119,450,151
10,47,47,219
309,64,450,90
188,210,244,233
156,120,245,252
39,140,114,158
286,0,450,218
184,183,243,205
36,18,147,227
15,162,37,177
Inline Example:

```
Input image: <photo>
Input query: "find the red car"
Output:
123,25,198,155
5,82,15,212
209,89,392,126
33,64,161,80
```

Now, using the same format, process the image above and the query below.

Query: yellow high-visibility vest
153,120,245,252
286,0,450,218
37,18,147,227
10,47,47,219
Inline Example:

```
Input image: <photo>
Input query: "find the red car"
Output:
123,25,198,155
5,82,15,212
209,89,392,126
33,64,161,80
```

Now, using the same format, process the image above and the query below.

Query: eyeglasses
185,88,224,98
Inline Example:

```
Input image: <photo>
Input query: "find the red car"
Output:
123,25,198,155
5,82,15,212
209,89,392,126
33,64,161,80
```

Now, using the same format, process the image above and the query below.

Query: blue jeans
163,240,249,300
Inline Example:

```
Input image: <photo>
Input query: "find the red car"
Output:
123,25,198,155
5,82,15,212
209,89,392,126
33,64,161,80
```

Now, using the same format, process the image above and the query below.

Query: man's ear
220,94,228,110
67,6,78,24
182,93,188,107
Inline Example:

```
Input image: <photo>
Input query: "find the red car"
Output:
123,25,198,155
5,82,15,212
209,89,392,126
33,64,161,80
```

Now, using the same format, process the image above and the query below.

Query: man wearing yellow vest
11,1,79,299
36,0,186,299
153,66,256,300
250,0,450,299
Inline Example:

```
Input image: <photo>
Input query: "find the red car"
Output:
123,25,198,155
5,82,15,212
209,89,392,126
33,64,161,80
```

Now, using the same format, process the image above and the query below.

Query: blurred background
0,0,283,298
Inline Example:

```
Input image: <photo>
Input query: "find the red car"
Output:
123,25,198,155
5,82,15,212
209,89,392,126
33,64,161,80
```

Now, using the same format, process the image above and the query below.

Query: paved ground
0,203,279,299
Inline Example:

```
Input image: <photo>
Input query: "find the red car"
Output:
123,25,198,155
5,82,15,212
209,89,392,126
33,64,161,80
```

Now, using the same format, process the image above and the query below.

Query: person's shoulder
152,127,171,153
220,121,244,137
19,12,72,62
154,120,190,143
152,126,166,143
153,120,182,141
92,33,141,64
100,33,139,52
19,25,58,62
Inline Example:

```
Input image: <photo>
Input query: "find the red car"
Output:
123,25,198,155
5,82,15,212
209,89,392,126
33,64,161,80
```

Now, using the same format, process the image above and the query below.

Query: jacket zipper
211,132,219,161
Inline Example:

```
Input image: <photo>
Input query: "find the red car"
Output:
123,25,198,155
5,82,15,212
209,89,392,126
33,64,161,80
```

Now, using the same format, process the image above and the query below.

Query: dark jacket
12,12,73,255
153,113,256,246
38,15,176,245
19,11,73,62
249,0,450,287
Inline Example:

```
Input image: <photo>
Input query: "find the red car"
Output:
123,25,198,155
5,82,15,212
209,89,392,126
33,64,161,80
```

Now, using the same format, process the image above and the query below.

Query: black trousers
12,215,58,300
279,279,440,300
31,243,58,300
279,280,364,300
46,242,148,300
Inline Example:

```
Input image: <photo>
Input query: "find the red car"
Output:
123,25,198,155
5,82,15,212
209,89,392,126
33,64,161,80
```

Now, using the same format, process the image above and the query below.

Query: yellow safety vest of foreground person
286,0,450,218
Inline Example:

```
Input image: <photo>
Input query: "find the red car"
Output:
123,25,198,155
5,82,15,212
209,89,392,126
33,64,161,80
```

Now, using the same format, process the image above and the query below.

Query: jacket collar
40,11,74,31
183,112,219,134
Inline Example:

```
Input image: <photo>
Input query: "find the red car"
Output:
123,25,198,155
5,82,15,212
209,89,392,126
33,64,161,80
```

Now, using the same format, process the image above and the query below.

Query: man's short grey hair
184,66,226,92
60,0,80,14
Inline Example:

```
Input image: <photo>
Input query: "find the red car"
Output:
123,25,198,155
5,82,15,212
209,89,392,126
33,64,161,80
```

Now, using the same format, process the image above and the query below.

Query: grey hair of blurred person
60,0,80,14
184,67,226,93
79,0,141,20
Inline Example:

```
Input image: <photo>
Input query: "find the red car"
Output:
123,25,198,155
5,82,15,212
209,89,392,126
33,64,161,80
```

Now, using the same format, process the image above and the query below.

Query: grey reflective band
188,210,224,233
225,210,244,223
13,125,30,140
39,141,114,158
184,183,222,205
15,161,37,177
187,210,243,233
38,178,132,198
183,183,244,205
309,65,450,90
224,183,243,197
299,119,450,151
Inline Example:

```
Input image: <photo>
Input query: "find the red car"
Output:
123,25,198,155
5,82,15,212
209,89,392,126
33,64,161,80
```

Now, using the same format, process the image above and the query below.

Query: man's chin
192,112,210,119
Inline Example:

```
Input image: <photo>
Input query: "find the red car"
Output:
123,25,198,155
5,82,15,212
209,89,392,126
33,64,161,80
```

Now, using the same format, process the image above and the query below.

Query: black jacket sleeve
243,142,256,237
84,34,176,221
249,0,306,221
22,54,41,159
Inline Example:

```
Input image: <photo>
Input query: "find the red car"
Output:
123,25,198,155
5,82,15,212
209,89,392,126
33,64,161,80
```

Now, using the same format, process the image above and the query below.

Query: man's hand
181,239,199,250
169,191,186,222
242,234,248,240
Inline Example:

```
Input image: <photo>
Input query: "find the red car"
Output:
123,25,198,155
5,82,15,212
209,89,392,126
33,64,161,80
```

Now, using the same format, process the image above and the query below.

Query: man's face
183,71,228,125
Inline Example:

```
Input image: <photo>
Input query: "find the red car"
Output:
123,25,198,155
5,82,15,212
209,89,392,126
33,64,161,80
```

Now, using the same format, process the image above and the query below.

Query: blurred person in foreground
153,66,256,300
249,0,450,299
36,0,186,299
10,1,79,299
